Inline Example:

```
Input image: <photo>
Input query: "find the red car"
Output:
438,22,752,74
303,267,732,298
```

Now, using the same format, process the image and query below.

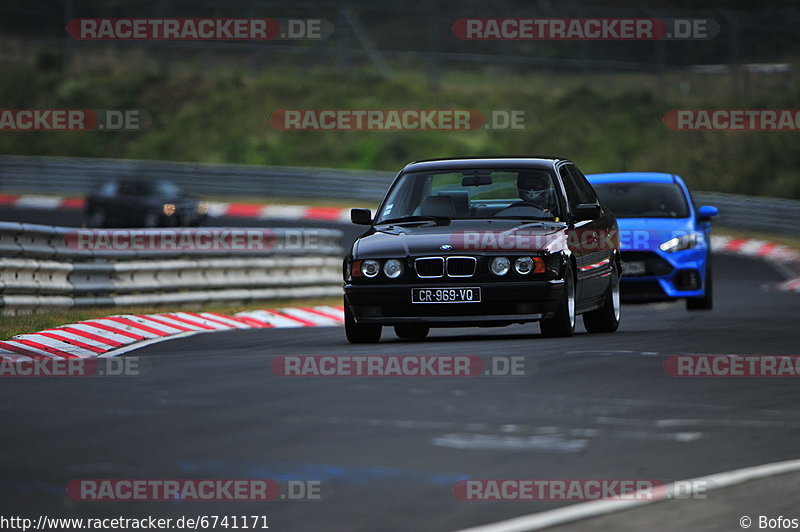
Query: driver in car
516,171,558,216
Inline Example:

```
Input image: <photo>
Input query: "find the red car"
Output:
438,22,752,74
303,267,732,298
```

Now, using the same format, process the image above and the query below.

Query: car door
557,163,593,302
567,164,615,301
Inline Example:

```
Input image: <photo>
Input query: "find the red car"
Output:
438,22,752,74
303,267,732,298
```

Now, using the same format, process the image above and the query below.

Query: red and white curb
0,235,796,362
0,194,352,223
711,235,800,292
0,305,344,361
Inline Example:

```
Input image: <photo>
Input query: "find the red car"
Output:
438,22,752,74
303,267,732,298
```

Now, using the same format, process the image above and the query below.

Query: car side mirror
574,203,601,222
351,208,373,225
697,205,719,222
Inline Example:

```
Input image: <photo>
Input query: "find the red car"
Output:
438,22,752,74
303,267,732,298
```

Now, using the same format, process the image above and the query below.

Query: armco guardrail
0,155,394,202
0,222,344,314
1,155,799,235
694,192,800,236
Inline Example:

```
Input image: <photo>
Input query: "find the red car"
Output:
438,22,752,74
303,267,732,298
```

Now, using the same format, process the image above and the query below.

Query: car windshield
154,181,182,196
591,182,690,218
117,180,182,197
375,168,562,223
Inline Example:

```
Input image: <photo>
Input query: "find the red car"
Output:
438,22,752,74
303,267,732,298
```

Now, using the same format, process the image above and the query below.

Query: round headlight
162,203,176,216
361,260,381,278
515,257,534,274
384,259,404,278
490,257,510,276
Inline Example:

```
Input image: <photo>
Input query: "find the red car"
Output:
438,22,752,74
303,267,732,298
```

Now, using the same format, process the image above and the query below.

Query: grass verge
1,63,799,199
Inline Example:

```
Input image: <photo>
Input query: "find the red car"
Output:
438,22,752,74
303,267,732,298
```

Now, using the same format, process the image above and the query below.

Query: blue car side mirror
697,205,719,222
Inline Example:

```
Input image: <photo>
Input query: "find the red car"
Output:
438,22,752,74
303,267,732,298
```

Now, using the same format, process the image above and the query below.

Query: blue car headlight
659,233,699,252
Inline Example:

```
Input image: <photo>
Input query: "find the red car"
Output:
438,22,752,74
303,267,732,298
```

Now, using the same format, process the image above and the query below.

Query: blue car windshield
592,182,690,218
375,169,563,223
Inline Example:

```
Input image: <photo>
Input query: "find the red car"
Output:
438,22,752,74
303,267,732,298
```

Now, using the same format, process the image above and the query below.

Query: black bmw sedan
343,157,621,343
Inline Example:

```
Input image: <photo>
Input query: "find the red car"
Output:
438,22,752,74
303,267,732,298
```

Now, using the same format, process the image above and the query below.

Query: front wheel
583,266,621,333
345,303,381,344
540,264,576,338
394,325,429,340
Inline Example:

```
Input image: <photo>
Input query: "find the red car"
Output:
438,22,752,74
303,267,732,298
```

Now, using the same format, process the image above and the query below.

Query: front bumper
344,279,564,327
620,248,708,302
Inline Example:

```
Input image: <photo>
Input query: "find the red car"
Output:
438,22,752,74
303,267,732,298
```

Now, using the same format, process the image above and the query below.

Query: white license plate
621,261,646,276
412,287,481,303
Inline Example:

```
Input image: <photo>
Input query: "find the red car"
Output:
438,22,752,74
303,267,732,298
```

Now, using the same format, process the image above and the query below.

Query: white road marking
431,433,588,453
456,458,800,532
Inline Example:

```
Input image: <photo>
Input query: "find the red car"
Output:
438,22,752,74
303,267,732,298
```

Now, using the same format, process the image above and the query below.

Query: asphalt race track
1,207,799,531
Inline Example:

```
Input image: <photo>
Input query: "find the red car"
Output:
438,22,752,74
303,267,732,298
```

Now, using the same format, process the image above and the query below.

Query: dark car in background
343,157,621,343
84,179,208,228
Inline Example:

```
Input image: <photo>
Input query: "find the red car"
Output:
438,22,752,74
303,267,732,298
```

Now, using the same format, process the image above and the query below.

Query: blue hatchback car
586,172,718,310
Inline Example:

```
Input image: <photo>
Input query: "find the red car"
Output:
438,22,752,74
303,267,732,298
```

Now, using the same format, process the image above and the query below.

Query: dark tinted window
155,181,181,196
592,182,690,218
567,165,598,204
98,181,117,196
558,166,587,211
117,180,143,195
117,180,180,196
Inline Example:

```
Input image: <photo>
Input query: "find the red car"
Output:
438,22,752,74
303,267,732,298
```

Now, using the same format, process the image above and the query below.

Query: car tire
345,304,382,344
686,257,713,311
394,325,430,340
540,263,576,338
583,265,621,333
86,208,107,228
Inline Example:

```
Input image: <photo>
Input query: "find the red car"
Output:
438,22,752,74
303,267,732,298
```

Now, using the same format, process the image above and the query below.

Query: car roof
585,172,679,184
402,157,569,173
